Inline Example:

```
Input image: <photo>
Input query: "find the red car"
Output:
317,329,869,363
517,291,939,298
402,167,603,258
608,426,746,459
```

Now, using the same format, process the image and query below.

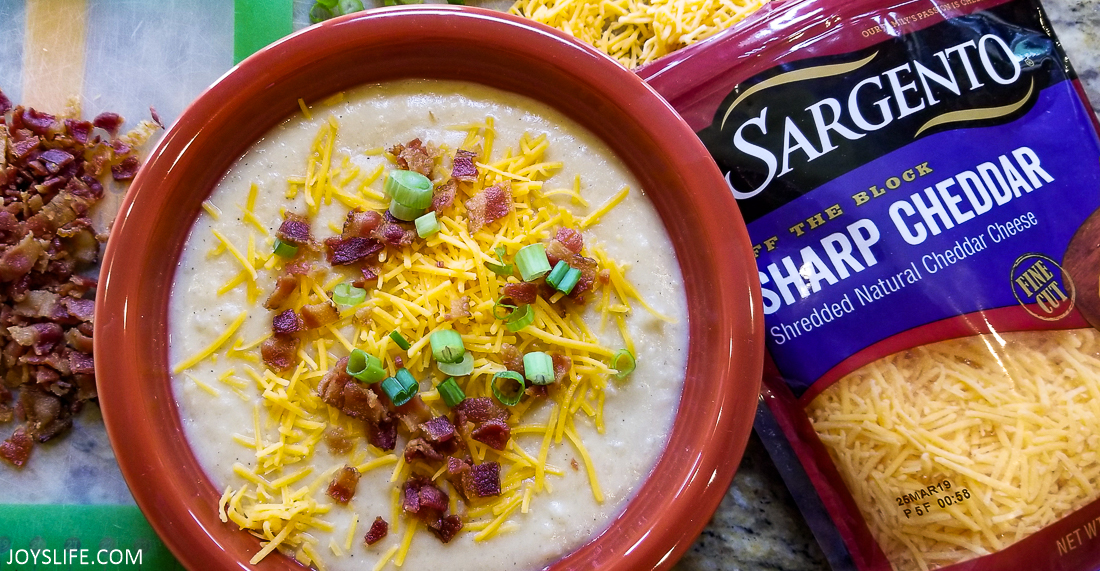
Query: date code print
894,480,972,518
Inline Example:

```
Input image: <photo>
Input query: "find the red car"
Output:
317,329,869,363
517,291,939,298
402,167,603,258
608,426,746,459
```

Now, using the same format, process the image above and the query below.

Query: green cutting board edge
0,505,183,569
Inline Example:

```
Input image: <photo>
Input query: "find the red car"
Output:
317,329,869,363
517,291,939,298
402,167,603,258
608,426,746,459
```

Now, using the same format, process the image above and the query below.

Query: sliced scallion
438,377,465,408
523,351,555,385
338,0,365,13
485,261,513,276
389,330,411,351
332,283,367,306
493,296,518,320
382,368,419,406
505,304,534,332
273,238,298,258
611,348,636,379
491,371,525,406
309,4,334,22
430,329,465,364
556,267,582,295
437,351,474,376
545,260,570,288
485,245,513,276
384,169,433,209
516,244,551,281
347,349,385,384
415,211,439,238
388,200,427,222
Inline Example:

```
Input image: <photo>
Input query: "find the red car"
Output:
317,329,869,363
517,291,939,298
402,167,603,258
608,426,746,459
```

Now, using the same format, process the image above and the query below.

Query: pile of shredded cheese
508,0,769,68
808,329,1100,571
177,109,668,569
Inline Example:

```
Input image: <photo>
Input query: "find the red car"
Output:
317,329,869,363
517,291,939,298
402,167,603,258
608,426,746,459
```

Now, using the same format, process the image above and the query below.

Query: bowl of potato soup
95,7,763,571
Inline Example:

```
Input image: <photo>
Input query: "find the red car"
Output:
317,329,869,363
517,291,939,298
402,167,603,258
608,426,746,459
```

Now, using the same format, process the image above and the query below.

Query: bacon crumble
465,182,513,233
276,213,312,246
325,235,383,266
325,465,361,504
0,93,154,466
450,149,479,182
388,138,438,176
363,517,389,545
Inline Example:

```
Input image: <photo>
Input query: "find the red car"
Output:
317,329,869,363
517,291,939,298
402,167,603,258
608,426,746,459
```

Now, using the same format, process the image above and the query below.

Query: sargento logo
711,30,1042,206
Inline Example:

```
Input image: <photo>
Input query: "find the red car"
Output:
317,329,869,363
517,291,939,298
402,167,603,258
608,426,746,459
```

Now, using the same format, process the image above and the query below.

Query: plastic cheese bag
639,0,1100,570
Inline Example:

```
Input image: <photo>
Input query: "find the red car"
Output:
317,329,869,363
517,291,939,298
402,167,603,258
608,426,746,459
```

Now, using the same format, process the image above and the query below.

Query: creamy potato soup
169,80,687,570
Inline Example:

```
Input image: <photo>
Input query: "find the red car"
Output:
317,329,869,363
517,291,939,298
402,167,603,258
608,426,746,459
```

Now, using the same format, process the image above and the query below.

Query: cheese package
639,0,1100,569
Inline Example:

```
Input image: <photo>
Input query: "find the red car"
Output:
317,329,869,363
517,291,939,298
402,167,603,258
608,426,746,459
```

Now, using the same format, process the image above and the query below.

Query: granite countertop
2,0,1099,569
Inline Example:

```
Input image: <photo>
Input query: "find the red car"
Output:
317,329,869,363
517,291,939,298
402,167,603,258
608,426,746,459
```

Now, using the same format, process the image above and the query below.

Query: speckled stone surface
1048,0,1100,112
674,434,830,571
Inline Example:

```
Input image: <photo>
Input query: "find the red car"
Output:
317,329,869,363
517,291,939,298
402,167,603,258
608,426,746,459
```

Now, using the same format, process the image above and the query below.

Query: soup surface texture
169,80,687,570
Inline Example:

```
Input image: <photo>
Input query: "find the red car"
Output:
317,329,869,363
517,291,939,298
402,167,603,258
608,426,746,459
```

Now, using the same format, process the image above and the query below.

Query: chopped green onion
485,261,513,276
545,260,570,288
485,246,513,276
556,267,582,295
516,244,551,281
546,260,582,294
438,378,465,408
523,351,555,385
332,283,366,306
415,211,439,238
389,330,411,351
273,238,298,258
315,0,338,7
430,330,465,364
338,0,365,13
388,200,427,222
309,4,334,22
505,304,534,332
437,352,474,376
347,349,385,384
493,296,518,320
611,348,636,379
381,368,419,406
384,170,433,209
446,0,465,4
491,371,525,406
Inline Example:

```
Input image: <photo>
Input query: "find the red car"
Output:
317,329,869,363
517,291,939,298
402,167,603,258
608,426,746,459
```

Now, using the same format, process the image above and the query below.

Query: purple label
752,82,1100,394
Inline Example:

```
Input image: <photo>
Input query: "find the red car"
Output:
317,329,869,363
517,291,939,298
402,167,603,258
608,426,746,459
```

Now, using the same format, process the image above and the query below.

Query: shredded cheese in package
809,330,1100,571
639,0,1100,569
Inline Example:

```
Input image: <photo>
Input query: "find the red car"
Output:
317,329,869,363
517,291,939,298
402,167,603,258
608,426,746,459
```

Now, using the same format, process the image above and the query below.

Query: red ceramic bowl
96,7,763,570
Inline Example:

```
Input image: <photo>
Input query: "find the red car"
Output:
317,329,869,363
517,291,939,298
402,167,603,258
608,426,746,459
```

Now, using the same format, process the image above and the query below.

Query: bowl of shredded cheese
95,7,763,570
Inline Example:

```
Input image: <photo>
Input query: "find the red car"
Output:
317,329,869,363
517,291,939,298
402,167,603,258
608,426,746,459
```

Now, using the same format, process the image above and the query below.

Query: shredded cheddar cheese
809,329,1100,571
179,110,663,568
509,0,769,68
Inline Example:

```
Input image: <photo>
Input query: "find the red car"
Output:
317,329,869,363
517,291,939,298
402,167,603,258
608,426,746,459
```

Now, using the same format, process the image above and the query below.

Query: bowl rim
95,6,764,571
